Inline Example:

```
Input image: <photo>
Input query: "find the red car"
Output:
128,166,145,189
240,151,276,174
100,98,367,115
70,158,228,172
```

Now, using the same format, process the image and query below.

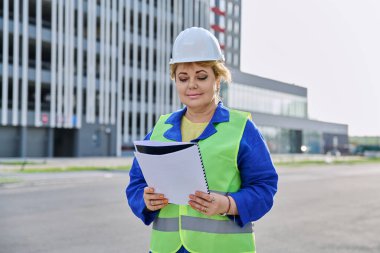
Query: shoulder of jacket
229,109,252,121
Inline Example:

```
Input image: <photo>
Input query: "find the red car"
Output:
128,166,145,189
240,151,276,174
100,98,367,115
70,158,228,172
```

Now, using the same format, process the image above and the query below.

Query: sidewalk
0,156,134,172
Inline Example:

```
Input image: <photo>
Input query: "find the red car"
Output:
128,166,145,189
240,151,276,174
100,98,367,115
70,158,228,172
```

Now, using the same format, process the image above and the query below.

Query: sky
240,0,380,136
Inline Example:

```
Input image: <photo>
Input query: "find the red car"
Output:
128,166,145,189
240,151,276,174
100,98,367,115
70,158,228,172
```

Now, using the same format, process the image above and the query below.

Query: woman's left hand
188,191,229,216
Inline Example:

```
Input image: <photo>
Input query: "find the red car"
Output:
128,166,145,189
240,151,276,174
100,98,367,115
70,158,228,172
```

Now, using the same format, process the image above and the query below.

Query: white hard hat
170,27,225,64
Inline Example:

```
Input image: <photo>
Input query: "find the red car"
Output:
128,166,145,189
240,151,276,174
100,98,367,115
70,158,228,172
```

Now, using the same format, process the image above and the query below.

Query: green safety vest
149,109,256,253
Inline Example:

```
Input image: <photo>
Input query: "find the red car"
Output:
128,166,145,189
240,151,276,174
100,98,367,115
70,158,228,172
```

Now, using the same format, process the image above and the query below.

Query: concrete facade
0,0,210,157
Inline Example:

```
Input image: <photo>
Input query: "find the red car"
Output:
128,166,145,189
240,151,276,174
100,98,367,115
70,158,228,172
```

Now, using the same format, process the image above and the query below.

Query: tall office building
0,0,348,157
0,0,210,157
209,0,241,69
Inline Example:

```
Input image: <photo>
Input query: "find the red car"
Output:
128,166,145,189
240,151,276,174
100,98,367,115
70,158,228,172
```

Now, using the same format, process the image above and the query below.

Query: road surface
1,164,380,253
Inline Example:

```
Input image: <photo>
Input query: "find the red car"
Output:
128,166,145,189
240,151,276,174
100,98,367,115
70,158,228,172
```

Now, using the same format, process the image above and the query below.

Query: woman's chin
182,100,217,111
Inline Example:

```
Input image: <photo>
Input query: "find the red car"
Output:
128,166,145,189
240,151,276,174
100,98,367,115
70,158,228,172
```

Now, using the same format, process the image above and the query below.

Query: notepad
134,141,209,205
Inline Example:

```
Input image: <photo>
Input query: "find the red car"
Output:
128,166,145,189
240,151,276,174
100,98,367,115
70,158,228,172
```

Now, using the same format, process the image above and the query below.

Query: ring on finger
203,207,208,213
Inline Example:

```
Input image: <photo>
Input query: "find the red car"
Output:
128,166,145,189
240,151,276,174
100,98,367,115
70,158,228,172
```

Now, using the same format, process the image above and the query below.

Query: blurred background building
0,0,348,157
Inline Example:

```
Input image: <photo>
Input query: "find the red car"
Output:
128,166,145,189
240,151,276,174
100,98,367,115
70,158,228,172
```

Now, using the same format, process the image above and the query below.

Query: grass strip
18,165,131,173
275,157,380,167
0,161,43,166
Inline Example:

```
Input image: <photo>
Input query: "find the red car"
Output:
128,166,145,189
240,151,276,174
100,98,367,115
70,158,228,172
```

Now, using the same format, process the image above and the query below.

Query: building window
228,83,308,118
226,52,232,63
234,37,239,49
227,19,232,30
228,2,233,15
227,35,232,46
219,32,225,45
219,15,225,28
210,11,215,26
219,0,226,12
234,4,239,17
235,21,239,32
233,54,239,66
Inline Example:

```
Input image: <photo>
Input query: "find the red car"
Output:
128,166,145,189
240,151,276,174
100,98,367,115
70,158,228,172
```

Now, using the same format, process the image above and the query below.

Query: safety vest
149,109,256,253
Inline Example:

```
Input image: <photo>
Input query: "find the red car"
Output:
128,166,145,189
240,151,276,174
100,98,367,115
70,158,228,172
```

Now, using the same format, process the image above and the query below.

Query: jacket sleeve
229,119,278,227
126,132,159,225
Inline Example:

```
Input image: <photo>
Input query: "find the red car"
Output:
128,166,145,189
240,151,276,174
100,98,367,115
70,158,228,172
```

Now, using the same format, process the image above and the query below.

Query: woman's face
175,63,219,112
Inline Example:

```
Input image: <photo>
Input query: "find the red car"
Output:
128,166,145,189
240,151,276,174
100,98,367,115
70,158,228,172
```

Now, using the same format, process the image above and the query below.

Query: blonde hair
170,61,232,84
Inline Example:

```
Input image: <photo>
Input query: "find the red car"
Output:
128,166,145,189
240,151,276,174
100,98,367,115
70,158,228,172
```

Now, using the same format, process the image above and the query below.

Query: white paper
134,143,208,205
134,140,193,147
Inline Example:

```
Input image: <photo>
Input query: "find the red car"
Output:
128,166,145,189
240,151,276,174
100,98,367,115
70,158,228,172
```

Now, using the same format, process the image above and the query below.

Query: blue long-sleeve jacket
126,103,278,228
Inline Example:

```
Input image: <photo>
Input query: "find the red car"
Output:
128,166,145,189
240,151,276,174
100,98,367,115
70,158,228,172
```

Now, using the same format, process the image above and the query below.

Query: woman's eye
198,76,208,80
179,78,188,82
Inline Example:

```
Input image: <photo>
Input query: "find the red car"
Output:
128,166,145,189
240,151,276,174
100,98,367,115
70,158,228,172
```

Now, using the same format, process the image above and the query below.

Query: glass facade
260,126,292,154
302,130,323,154
260,126,322,154
228,83,308,118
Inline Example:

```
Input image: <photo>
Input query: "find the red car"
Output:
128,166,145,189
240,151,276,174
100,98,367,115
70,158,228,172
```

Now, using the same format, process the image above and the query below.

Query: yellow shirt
181,116,208,142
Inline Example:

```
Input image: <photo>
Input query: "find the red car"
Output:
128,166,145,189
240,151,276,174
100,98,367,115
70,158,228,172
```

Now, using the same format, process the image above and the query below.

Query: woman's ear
216,78,221,91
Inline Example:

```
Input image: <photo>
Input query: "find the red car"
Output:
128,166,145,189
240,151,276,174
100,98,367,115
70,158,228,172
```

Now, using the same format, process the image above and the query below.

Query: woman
126,27,278,253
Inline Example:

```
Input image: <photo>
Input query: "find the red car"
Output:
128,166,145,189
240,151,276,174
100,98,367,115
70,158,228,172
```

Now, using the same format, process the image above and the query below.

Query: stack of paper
134,140,209,205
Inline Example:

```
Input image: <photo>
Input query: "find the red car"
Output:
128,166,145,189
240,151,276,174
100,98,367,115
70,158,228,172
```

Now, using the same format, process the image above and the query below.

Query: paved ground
0,171,148,253
0,157,134,171
1,163,380,253
255,164,380,253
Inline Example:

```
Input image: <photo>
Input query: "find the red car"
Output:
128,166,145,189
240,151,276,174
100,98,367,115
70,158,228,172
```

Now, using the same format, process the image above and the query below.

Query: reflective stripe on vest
153,216,254,234
153,217,179,232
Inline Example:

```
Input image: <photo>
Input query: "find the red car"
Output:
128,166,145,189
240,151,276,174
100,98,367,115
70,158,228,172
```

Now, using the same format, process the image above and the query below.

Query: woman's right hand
143,187,169,211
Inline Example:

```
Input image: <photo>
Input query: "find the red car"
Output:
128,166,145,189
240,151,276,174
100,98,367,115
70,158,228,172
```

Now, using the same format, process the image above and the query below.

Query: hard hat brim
169,56,225,65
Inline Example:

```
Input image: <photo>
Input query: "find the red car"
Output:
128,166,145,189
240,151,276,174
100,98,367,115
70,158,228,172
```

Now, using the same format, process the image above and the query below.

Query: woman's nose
188,78,198,89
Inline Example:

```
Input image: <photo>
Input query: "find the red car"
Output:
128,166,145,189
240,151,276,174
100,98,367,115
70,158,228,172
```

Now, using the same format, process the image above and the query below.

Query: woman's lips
187,93,202,99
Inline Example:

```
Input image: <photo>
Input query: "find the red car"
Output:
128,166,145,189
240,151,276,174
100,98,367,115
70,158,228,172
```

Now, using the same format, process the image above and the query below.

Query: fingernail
164,199,168,204
160,195,164,198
